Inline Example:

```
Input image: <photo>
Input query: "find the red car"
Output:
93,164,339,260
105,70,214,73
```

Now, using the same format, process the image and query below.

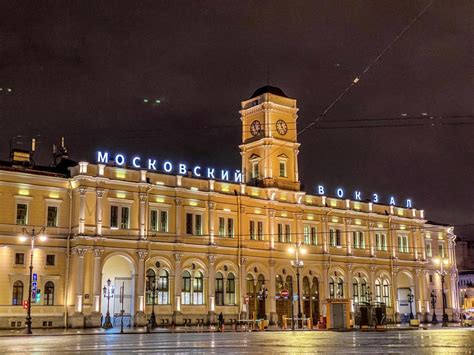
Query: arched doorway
101,254,135,327
275,274,293,325
396,271,415,322
246,274,256,319
311,277,320,323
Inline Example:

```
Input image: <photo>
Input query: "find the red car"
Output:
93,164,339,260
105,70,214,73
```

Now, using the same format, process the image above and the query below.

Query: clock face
250,120,262,136
276,120,288,135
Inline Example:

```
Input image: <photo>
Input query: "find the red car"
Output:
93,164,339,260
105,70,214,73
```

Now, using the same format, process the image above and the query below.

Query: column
369,266,376,301
78,187,87,235
368,222,376,257
295,213,303,244
136,250,148,316
420,228,427,260
411,228,417,261
321,216,328,253
422,270,430,321
92,248,104,313
208,255,216,322
414,268,422,318
269,259,277,324
175,198,182,242
391,267,399,321
95,189,104,236
173,253,182,316
390,223,398,259
139,193,147,240
322,262,329,316
346,264,353,313
268,209,275,249
240,257,247,318
208,202,216,245
294,148,300,182
74,247,88,313
345,218,352,255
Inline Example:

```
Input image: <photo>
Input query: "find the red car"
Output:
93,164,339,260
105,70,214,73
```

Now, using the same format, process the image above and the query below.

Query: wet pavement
0,328,472,354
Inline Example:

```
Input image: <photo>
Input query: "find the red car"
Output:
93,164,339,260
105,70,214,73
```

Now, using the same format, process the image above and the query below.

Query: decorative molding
96,189,105,198
174,253,183,262
208,202,216,210
74,247,88,257
240,256,247,265
208,255,217,264
268,209,276,218
137,250,148,260
93,248,104,258
175,198,182,206
139,193,147,202
79,187,87,196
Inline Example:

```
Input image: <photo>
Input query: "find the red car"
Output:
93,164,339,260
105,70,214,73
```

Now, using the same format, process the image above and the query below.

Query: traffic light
35,289,41,304
22,300,28,309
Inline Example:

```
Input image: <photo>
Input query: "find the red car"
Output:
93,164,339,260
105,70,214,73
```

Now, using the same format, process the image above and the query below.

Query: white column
420,229,427,260
208,255,216,315
414,268,421,317
240,257,247,316
368,222,376,257
74,248,88,313
295,213,303,244
95,189,104,236
78,187,87,234
293,148,300,182
321,216,329,253
345,218,352,256
390,223,398,259
346,265,353,312
269,259,276,323
139,193,147,240
175,198,182,242
92,248,104,313
268,209,275,249
174,253,182,313
322,262,329,316
208,202,216,245
136,250,148,313
369,266,376,301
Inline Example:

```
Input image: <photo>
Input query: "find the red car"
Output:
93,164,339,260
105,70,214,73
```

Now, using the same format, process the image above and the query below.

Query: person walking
218,312,224,332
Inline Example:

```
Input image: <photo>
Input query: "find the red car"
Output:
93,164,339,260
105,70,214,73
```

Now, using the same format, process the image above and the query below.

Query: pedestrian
218,312,224,332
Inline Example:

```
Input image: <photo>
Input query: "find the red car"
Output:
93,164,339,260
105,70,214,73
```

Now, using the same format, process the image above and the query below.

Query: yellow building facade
0,86,460,329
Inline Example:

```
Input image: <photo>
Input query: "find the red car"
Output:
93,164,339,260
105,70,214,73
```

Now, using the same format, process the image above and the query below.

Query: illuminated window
353,231,365,249
160,211,168,232
44,281,54,306
16,203,28,225
277,223,284,243
227,218,234,238
186,213,203,236
215,272,224,305
304,225,310,245
110,205,130,229
157,269,169,304
146,269,156,305
311,227,317,245
376,233,387,251
226,273,236,305
249,220,256,240
181,271,191,305
12,281,23,305
193,271,204,305
285,224,291,243
257,221,263,240
219,217,233,238
46,206,58,227
219,217,225,236
279,161,287,178
398,235,409,253
426,242,432,257
438,243,445,258
251,162,259,179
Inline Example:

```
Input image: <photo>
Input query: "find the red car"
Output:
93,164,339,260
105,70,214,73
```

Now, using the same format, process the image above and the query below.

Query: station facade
0,86,460,329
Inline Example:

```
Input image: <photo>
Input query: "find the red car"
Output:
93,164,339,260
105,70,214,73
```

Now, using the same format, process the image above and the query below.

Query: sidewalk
0,323,467,338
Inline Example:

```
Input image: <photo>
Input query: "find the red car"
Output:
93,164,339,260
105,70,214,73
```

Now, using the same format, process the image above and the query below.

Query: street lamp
102,278,115,329
433,258,449,327
147,281,158,328
407,289,414,320
430,290,438,324
20,227,46,335
288,243,306,330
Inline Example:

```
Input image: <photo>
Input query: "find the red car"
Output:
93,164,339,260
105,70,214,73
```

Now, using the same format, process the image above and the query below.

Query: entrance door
332,303,345,329
113,277,132,317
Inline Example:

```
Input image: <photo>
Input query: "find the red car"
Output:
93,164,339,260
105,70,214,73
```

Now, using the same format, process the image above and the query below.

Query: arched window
382,279,390,306
360,279,367,304
337,277,344,298
12,280,23,305
303,277,310,300
353,278,360,304
146,269,156,305
311,277,319,298
215,272,224,306
247,274,255,296
157,270,169,304
193,271,204,305
285,275,293,293
181,271,191,305
329,277,335,298
257,274,265,292
275,275,284,293
44,281,55,306
226,273,236,305
375,279,382,303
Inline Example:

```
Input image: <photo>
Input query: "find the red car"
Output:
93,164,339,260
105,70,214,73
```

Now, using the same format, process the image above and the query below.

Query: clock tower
239,85,301,191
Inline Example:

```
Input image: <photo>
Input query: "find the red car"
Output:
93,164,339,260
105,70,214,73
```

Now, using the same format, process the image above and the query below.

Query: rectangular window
398,235,409,253
376,234,387,251
47,206,58,227
285,224,291,243
227,218,234,238
15,253,25,265
438,243,445,258
304,226,310,245
330,228,335,246
426,242,432,257
120,207,130,229
429,274,433,283
195,214,202,235
16,203,28,225
218,217,225,237
353,231,364,249
252,162,259,179
150,210,158,231
278,223,283,243
279,161,286,178
311,227,317,245
376,233,380,250
46,254,55,266
336,229,341,246
186,213,193,234
353,231,358,249
257,221,263,240
110,206,119,228
249,221,256,240
160,211,168,232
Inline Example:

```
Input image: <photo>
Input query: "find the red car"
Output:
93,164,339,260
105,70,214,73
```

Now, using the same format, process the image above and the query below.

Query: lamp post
433,258,449,327
148,281,158,328
102,278,115,329
430,290,438,324
257,284,268,320
288,243,306,330
407,289,414,320
20,227,46,335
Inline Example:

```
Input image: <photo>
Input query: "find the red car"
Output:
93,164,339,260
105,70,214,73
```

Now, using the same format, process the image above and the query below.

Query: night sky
0,1,472,237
